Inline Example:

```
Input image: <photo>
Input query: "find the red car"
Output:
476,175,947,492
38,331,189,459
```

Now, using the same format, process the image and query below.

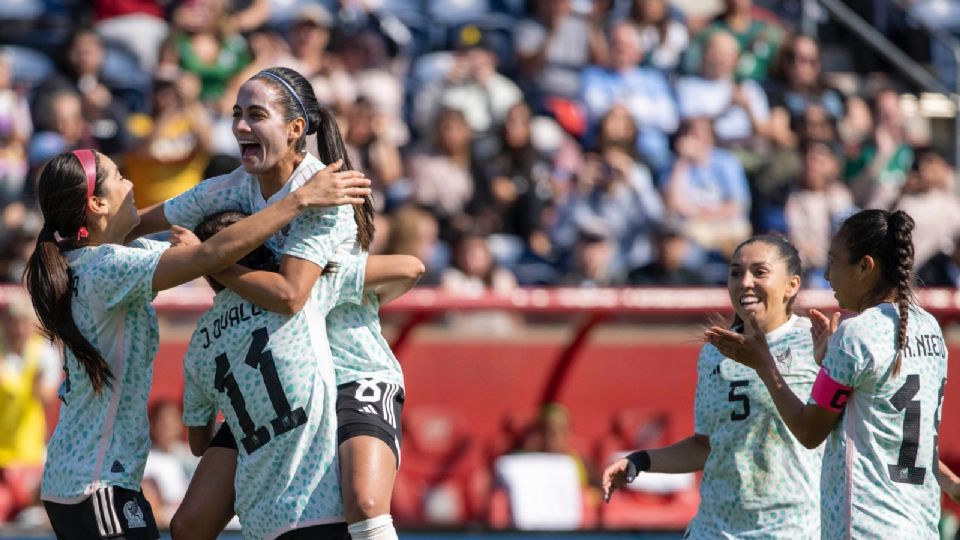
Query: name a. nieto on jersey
199,303,264,348
902,333,947,359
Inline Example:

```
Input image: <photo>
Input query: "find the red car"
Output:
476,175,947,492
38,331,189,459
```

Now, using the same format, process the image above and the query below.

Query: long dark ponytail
837,209,916,375
23,152,114,393
729,234,803,332
252,67,375,250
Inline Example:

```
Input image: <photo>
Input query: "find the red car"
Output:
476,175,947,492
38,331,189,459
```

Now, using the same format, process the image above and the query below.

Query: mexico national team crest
123,500,146,529
774,347,793,370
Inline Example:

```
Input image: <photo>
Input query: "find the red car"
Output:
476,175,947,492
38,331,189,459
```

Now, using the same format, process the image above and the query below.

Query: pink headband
71,149,96,240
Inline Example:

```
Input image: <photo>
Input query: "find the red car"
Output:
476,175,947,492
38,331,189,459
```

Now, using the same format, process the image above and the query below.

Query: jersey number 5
728,380,750,421
214,327,308,454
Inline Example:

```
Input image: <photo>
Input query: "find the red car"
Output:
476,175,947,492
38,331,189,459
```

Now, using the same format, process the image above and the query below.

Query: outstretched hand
295,159,372,208
601,457,636,503
809,309,841,365
703,312,774,370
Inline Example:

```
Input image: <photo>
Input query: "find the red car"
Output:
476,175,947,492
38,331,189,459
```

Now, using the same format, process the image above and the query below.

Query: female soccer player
706,209,948,538
24,149,368,540
603,235,823,539
131,67,404,540
178,211,422,540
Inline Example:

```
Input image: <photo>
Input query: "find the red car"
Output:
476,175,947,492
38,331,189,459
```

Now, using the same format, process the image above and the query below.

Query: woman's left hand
704,312,774,370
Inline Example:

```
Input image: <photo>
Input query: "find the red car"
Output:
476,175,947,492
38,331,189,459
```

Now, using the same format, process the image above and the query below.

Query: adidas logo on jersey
111,460,125,473
360,405,378,415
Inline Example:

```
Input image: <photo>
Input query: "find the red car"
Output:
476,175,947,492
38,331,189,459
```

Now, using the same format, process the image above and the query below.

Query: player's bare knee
347,494,384,521
170,508,205,540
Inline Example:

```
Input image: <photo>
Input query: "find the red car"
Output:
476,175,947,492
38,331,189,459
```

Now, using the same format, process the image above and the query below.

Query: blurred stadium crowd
4,0,960,531
1,0,960,294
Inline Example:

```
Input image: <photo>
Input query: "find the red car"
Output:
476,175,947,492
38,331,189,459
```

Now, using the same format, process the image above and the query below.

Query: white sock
347,514,398,540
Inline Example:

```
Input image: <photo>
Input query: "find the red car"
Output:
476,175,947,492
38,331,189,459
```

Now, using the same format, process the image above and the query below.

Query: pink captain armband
811,367,853,412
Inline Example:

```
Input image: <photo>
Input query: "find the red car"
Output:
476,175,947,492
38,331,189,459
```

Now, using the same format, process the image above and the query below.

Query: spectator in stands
516,403,592,485
220,25,299,114
917,231,960,288
28,89,91,170
287,5,354,113
625,0,689,73
765,35,845,150
0,214,39,284
629,219,709,285
0,52,31,209
124,71,213,208
442,232,518,295
894,146,960,270
514,0,605,110
784,140,854,288
345,97,404,212
384,205,443,285
469,102,553,243
38,27,133,155
93,0,169,73
338,29,408,146
682,0,784,81
162,0,251,110
413,27,523,143
581,22,677,172
675,30,770,157
143,400,196,529
0,292,60,522
846,88,914,209
661,117,751,257
406,108,478,239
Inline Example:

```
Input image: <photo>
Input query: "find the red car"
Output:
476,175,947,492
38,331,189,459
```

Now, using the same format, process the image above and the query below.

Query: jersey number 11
215,327,309,454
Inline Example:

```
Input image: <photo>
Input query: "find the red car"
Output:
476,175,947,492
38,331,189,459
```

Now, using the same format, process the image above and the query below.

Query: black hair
729,234,803,332
193,211,279,293
251,67,375,251
24,151,113,394
836,209,915,375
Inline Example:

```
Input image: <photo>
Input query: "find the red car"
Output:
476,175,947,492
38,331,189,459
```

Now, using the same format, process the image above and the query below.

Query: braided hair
836,209,916,375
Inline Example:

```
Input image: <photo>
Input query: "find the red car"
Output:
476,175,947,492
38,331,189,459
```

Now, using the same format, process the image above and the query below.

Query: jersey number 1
887,374,928,485
214,327,308,454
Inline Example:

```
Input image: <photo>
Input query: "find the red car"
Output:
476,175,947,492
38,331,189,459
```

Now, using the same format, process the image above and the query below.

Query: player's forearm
213,266,301,315
756,363,827,448
646,434,710,474
365,255,425,305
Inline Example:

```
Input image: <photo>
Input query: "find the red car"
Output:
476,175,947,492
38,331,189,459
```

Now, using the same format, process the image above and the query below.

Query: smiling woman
603,234,824,539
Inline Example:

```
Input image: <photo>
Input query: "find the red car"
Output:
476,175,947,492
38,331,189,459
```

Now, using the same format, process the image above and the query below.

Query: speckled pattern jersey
163,154,404,389
812,303,947,540
686,315,823,539
41,239,168,503
182,253,365,540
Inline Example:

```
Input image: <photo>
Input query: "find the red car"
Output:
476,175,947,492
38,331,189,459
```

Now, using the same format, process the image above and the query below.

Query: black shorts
43,486,159,540
275,522,349,540
208,421,238,451
336,379,405,466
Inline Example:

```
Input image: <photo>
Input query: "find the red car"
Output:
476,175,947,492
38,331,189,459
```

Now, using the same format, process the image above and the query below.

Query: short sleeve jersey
166,155,404,388
41,239,169,503
687,315,822,539
811,304,947,540
181,254,365,540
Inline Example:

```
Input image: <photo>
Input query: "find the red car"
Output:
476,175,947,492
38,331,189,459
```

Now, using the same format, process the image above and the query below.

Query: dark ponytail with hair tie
24,152,114,394
886,210,916,376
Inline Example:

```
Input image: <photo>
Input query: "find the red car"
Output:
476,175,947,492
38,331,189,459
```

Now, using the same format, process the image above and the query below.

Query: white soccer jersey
164,156,404,388
41,239,169,503
182,254,365,540
812,303,947,539
687,315,823,539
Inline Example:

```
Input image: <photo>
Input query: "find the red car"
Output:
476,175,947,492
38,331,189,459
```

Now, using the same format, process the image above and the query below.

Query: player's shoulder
197,166,252,193
697,342,725,370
